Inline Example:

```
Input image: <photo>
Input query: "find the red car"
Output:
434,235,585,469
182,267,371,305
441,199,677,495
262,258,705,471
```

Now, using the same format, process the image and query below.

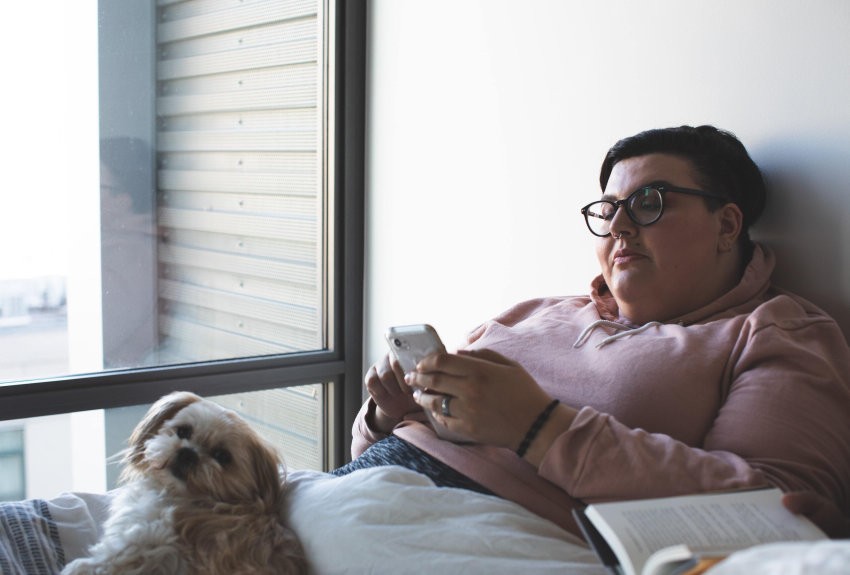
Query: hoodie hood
589,243,775,327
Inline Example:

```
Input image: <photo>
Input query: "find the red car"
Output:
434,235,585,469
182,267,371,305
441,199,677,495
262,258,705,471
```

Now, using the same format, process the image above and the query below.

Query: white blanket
4,466,601,574
283,467,604,574
4,466,849,574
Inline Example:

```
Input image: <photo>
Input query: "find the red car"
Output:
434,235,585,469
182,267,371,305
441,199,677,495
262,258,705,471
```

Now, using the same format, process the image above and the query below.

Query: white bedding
3,466,849,574
3,466,601,574
283,467,604,574
706,541,850,575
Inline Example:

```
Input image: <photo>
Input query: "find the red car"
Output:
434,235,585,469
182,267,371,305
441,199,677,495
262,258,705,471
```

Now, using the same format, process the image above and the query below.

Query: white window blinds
156,0,323,363
154,0,325,470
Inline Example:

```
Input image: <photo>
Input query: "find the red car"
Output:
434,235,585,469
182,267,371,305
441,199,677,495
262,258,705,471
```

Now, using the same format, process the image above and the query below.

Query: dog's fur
62,391,308,575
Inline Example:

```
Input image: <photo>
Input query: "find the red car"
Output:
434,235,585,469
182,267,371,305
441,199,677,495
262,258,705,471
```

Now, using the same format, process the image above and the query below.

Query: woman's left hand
407,348,557,450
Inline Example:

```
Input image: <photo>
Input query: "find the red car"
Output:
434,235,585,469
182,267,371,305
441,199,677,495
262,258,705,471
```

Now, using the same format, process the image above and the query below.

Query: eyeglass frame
580,182,730,238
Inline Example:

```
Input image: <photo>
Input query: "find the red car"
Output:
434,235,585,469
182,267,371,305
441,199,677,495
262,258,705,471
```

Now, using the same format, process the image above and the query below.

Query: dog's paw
61,552,186,575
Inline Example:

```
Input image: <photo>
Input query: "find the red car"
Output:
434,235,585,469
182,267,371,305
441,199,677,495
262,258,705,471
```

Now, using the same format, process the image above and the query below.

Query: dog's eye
211,448,232,467
175,425,192,440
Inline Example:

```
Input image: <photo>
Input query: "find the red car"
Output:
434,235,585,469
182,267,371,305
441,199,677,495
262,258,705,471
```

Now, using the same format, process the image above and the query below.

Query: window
0,0,364,499
0,429,25,501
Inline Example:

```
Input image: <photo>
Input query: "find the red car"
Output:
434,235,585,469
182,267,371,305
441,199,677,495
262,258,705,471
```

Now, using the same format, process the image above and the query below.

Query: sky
1,2,97,281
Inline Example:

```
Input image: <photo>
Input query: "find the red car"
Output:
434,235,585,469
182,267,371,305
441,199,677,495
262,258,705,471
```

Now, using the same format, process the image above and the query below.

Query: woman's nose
608,204,637,239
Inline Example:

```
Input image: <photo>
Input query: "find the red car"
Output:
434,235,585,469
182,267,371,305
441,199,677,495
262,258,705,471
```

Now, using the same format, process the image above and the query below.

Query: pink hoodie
351,245,850,536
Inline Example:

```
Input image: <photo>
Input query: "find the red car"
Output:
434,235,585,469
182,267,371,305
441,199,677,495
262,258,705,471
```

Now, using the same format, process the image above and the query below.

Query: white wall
22,412,105,499
364,0,850,367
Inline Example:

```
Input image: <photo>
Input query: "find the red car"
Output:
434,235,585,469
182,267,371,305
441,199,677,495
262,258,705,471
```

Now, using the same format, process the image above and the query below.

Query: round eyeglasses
580,183,728,237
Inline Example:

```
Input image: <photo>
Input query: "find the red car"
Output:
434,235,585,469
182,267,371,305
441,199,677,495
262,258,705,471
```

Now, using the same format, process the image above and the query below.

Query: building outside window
0,0,364,501
0,429,25,501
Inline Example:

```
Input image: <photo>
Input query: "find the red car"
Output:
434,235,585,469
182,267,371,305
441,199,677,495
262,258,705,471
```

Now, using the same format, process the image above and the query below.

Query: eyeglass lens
584,187,663,236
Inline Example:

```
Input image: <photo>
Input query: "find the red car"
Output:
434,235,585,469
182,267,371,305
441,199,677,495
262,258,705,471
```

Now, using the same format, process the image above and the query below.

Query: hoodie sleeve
706,307,850,508
538,407,770,502
538,300,850,513
350,398,387,459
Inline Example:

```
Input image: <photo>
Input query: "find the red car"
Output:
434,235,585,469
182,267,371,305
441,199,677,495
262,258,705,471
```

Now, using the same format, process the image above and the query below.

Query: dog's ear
248,434,284,509
124,391,202,472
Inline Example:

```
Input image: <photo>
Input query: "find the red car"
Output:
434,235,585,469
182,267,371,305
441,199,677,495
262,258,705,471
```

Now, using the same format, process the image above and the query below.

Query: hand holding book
782,491,850,539
573,488,827,575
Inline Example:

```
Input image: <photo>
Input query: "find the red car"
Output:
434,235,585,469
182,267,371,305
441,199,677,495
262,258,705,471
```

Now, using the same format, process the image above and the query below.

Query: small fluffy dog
62,391,307,575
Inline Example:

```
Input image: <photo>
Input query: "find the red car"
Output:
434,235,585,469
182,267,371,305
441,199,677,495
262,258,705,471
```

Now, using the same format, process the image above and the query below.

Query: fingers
408,348,513,394
365,354,418,421
389,355,407,385
409,347,553,448
782,492,817,515
782,492,850,538
414,389,456,426
365,355,406,397
416,348,517,374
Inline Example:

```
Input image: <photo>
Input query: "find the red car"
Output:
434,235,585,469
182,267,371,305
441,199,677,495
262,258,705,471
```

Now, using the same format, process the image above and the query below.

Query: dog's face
122,391,282,505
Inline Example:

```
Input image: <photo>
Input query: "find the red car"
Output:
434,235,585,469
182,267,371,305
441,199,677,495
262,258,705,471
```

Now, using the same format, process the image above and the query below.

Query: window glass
0,429,25,501
0,0,340,499
1,386,323,501
1,0,325,383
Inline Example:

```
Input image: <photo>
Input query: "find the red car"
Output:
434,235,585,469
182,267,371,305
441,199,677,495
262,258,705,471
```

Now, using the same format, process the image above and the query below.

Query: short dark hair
599,125,766,259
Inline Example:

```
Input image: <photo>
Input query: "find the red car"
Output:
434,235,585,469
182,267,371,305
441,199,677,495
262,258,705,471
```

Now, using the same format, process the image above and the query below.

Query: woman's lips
612,248,647,265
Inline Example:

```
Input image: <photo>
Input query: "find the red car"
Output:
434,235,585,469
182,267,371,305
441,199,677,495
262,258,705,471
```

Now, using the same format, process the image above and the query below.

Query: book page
584,488,826,575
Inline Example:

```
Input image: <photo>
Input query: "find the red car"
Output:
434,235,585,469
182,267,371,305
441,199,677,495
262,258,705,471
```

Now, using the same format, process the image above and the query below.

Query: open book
573,488,827,575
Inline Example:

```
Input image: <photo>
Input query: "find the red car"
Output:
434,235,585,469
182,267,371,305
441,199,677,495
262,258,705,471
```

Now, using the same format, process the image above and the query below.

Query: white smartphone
385,324,446,373
385,324,471,443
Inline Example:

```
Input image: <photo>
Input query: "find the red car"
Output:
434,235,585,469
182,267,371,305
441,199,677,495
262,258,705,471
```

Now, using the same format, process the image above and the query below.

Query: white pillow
707,540,850,575
283,466,604,574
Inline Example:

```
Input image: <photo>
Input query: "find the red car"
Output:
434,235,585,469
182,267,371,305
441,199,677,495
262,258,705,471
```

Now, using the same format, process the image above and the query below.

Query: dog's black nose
171,447,199,481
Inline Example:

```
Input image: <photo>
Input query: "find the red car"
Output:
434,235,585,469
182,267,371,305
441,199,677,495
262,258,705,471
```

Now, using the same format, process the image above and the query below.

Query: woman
334,125,850,536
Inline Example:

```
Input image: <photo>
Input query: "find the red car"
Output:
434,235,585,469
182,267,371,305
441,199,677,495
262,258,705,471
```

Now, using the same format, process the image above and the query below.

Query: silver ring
440,396,452,418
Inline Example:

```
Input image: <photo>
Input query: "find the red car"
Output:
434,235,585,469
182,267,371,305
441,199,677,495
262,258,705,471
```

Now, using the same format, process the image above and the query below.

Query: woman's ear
717,203,743,252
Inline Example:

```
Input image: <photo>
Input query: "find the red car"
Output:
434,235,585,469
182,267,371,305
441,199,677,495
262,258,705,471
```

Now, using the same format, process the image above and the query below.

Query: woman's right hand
364,353,420,433
783,491,850,539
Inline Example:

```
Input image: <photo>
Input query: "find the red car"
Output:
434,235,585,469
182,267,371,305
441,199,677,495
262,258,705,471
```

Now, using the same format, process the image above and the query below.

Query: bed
2,466,848,574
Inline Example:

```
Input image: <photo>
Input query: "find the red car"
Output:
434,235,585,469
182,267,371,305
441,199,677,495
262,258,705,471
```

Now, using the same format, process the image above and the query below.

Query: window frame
0,0,365,469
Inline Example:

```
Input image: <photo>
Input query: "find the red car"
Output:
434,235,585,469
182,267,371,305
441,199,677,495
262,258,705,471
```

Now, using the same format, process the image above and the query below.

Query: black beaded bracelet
516,399,560,458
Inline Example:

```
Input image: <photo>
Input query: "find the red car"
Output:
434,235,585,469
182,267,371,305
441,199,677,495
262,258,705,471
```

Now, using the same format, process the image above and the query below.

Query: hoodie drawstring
573,319,663,349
